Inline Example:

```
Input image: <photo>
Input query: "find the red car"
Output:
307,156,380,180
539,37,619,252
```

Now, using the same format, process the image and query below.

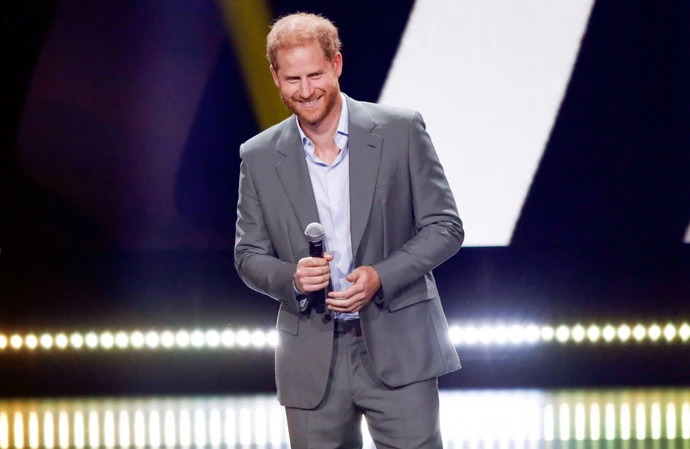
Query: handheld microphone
300,222,326,312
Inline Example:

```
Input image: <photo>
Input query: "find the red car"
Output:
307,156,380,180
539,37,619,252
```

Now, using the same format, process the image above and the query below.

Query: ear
270,65,280,88
333,52,343,78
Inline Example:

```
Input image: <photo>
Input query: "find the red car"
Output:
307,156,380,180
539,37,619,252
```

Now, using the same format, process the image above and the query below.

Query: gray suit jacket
234,95,464,409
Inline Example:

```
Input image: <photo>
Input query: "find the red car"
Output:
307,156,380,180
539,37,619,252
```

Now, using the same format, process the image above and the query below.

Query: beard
280,86,340,126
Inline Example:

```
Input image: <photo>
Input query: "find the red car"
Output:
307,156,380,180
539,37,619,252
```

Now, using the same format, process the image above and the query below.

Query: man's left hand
326,266,381,313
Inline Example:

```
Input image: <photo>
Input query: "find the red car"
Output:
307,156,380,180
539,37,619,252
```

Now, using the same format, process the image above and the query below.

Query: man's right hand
294,252,333,295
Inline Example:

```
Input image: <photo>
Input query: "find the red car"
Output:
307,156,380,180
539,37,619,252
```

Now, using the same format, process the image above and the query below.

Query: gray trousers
285,320,443,448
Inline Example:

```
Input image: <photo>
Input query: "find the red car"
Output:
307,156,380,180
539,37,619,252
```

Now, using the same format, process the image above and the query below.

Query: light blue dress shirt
296,94,358,320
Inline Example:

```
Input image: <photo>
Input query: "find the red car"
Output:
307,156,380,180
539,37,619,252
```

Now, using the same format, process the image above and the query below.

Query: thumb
346,270,359,283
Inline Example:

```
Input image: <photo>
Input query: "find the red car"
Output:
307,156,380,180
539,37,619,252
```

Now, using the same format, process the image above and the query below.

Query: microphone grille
304,222,325,242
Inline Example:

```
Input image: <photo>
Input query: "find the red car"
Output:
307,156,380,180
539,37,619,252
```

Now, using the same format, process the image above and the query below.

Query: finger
300,280,330,292
327,284,360,299
299,256,330,268
299,273,330,287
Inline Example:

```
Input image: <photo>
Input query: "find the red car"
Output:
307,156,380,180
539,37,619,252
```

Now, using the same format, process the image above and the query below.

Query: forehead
275,41,330,73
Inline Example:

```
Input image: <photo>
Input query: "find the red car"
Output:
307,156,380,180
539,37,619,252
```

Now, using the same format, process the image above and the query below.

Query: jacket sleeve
234,144,301,310
371,111,464,305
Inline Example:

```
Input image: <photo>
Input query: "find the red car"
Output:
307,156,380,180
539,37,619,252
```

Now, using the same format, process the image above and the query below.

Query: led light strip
0,323,688,352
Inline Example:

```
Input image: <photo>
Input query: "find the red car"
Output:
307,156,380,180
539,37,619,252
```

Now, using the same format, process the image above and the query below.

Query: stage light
587,325,601,342
176,330,190,348
266,331,279,348
205,330,220,348
221,329,235,348
115,332,129,349
679,324,690,342
68,333,83,350
508,325,524,344
54,333,68,349
0,335,7,350
145,331,159,349
541,326,555,342
617,325,631,343
25,334,38,350
160,331,175,348
40,334,53,349
556,325,570,343
648,325,661,342
130,331,145,349
85,332,98,349
633,325,646,342
464,326,479,345
236,329,251,348
10,335,22,350
251,330,266,348
571,325,585,343
664,324,676,342
603,325,616,343
524,325,540,344
479,325,493,345
100,332,114,349
190,330,205,348
448,326,462,345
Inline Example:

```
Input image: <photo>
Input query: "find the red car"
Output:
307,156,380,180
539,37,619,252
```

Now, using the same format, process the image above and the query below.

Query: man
234,12,464,448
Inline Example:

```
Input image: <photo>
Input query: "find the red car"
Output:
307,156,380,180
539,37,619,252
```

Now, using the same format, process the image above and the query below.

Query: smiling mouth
299,97,320,107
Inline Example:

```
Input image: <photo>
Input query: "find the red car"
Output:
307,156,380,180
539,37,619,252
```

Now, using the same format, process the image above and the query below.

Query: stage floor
1,388,688,448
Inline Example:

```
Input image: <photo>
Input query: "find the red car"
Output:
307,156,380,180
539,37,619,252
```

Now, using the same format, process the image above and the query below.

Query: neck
299,94,343,149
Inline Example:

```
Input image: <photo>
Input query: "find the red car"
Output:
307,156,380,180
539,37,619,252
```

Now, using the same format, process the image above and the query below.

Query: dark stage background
1,0,689,397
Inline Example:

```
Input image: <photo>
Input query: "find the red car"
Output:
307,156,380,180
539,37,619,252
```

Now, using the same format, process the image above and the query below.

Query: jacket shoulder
240,116,293,158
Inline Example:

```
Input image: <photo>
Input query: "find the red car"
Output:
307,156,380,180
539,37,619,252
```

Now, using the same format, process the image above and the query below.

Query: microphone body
301,222,328,312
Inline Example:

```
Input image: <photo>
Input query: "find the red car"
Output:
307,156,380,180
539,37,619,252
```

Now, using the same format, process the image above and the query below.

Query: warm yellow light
617,325,631,343
603,325,616,342
25,334,38,350
633,324,646,342
176,331,190,348
130,331,145,348
160,331,175,348
10,334,23,349
679,324,690,342
70,333,84,349
541,326,555,342
145,331,160,349
100,332,114,349
0,335,7,350
55,333,68,349
664,324,677,342
115,332,129,349
40,334,54,349
85,332,98,349
648,325,661,342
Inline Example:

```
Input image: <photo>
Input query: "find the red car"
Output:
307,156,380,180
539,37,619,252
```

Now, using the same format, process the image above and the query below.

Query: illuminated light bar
0,324,687,353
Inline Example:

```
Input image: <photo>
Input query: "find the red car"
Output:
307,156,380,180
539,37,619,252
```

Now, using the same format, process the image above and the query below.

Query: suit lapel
346,96,383,262
275,119,320,234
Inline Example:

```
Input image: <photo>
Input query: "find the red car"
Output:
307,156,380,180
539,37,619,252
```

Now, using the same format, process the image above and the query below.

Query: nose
299,79,314,99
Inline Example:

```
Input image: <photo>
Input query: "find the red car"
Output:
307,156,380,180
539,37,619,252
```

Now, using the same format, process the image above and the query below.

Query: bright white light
556,326,570,343
525,325,540,343
205,330,220,348
648,325,661,342
236,329,251,348
251,330,267,348
449,326,462,345
25,334,38,350
221,329,235,348
571,325,585,343
54,333,68,350
603,325,616,343
10,334,24,349
100,332,114,349
40,334,53,349
176,330,190,348
494,326,508,344
617,325,631,343
541,326,555,342
85,333,98,349
632,324,646,342
464,326,479,345
479,326,493,344
679,324,690,342
115,332,128,349
508,325,524,344
130,331,145,349
190,330,205,348
70,333,84,349
664,324,676,342
587,325,601,342
0,335,7,350
160,331,175,348
145,331,159,349
266,330,279,348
